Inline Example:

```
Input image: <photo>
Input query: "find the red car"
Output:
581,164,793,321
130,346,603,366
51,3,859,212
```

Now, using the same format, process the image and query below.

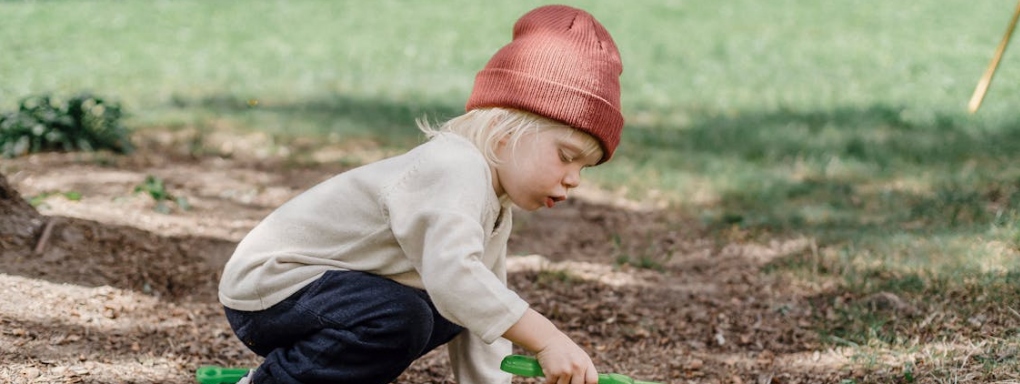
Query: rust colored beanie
466,4,624,163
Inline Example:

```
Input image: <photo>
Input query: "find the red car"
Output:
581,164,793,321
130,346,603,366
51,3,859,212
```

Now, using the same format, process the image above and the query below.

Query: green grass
4,0,1020,358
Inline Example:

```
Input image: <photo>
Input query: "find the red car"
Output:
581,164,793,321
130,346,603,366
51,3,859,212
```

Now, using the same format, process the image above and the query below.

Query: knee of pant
362,295,435,355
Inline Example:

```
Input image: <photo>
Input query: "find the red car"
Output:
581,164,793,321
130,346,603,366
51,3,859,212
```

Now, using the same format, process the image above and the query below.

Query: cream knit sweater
219,133,528,383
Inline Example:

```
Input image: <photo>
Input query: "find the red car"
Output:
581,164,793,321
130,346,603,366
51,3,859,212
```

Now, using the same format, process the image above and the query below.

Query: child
218,4,624,384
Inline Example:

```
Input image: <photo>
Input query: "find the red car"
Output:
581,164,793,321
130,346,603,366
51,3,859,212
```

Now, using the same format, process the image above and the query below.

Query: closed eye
559,150,574,163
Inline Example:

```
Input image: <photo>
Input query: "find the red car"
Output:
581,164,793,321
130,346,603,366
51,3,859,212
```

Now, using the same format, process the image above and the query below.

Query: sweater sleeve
448,331,513,384
382,140,529,343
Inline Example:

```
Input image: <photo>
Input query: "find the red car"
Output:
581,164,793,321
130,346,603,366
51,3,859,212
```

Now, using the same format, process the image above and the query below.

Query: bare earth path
1,136,882,383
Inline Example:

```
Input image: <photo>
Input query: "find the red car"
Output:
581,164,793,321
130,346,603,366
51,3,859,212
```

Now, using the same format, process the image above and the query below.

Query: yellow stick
968,0,1020,114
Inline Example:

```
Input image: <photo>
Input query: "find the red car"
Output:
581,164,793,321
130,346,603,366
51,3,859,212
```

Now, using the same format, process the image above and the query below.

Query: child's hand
534,333,599,384
503,308,599,384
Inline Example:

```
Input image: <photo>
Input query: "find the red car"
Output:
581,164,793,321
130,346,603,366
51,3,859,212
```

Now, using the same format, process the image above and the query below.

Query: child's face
493,127,602,211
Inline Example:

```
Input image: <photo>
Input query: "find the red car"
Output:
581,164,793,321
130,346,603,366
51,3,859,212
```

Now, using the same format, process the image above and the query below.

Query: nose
562,167,581,189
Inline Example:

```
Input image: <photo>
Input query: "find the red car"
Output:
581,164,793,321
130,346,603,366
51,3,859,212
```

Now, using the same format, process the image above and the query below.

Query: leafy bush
0,92,133,157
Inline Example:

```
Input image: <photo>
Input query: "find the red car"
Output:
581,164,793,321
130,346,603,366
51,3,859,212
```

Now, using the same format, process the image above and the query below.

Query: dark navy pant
224,270,464,384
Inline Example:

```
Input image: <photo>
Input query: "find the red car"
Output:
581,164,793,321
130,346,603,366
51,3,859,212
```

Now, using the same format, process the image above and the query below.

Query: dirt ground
0,131,914,383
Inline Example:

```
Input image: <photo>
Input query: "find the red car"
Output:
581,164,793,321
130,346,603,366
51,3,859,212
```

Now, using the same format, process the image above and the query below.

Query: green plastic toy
195,366,249,384
500,354,662,384
195,355,662,384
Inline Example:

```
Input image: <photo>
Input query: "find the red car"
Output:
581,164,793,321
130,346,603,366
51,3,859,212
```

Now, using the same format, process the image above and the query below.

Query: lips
545,196,565,208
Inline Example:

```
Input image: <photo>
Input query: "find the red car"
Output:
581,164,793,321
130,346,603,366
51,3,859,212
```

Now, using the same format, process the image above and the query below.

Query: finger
571,370,588,384
559,372,573,384
585,362,599,384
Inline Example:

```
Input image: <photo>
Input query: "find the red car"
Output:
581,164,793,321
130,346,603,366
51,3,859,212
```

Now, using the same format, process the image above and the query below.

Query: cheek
518,150,552,173
541,164,572,186
535,156,564,178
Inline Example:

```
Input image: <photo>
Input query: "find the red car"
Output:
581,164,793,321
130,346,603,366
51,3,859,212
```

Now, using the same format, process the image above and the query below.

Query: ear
490,117,511,148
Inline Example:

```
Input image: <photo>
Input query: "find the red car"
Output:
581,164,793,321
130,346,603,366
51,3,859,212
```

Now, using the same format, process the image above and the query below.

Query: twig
1007,306,1020,321
968,0,1020,113
829,335,860,348
919,311,941,329
810,237,819,274
33,218,57,255
958,340,982,370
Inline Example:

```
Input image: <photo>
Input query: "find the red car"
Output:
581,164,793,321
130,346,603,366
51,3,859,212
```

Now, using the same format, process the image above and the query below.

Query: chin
516,200,543,212
524,205,543,212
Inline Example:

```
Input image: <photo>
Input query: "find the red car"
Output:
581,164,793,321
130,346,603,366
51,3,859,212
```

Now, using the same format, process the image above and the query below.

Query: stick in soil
34,219,57,255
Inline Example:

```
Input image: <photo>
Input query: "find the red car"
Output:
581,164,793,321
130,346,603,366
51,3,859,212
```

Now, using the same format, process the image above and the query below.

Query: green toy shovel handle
195,366,250,384
500,354,662,384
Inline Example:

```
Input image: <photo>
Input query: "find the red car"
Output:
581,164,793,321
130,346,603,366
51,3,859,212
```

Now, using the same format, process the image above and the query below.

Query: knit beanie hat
466,4,624,163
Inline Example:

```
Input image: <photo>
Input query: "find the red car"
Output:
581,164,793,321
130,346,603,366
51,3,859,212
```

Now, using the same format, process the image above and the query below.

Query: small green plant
901,361,915,383
535,269,577,285
133,175,190,214
0,92,133,157
615,254,665,271
610,233,668,271
26,190,83,208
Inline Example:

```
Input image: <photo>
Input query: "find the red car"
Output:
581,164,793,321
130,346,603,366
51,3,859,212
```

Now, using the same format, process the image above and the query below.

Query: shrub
0,92,133,157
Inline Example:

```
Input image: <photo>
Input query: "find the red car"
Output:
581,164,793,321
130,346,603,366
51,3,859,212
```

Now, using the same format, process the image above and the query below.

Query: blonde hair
417,107,602,166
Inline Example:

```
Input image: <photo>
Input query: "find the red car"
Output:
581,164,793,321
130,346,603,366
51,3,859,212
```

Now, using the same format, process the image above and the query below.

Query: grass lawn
4,0,1020,379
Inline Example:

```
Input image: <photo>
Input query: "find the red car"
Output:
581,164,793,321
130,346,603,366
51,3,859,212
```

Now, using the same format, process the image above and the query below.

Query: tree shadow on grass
625,104,1020,167
619,104,1020,238
171,92,465,148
